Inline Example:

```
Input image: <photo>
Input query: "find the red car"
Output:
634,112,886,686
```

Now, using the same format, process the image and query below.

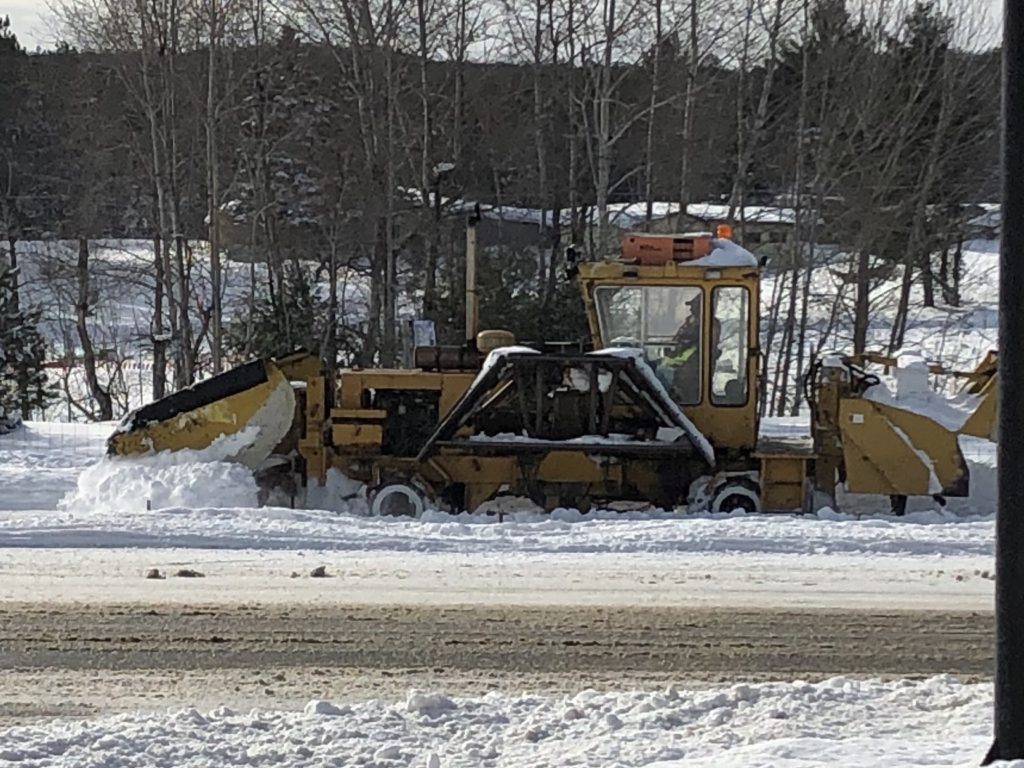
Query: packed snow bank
59,430,261,514
0,498,994,556
0,545,991,609
0,677,1011,768
302,468,369,515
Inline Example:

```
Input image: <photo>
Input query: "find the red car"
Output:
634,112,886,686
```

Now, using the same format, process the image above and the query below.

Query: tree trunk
643,0,662,230
175,234,194,385
163,16,188,388
728,0,785,219
939,244,950,303
543,206,562,315
452,0,467,165
246,260,257,357
136,3,172,394
326,234,339,383
206,0,223,374
365,218,386,364
593,0,616,258
920,249,935,308
791,240,815,416
532,0,552,290
417,0,439,321
775,263,800,416
152,234,167,400
759,260,788,414
6,236,18,312
853,250,871,354
778,0,809,416
952,237,963,307
76,238,113,421
678,0,699,211
566,0,580,244
381,15,398,365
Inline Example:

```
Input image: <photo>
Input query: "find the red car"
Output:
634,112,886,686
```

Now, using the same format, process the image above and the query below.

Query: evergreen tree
0,263,53,423
0,15,19,55
224,265,341,363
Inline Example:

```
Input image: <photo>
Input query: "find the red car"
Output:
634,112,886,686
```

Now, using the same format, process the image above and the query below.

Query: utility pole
984,0,1024,762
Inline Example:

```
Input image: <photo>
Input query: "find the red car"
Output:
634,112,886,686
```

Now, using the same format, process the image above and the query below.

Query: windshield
595,285,704,404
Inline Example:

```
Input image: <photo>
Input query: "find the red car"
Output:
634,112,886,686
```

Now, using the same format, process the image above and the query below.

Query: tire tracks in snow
0,602,992,725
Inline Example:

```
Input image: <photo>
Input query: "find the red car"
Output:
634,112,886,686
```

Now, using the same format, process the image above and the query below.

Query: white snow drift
0,677,1016,768
59,430,262,514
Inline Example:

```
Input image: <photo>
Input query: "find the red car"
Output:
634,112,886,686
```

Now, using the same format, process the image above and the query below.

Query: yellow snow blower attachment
807,351,998,510
107,352,317,469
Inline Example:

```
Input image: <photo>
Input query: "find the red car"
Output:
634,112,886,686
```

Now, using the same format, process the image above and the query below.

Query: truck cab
577,232,761,453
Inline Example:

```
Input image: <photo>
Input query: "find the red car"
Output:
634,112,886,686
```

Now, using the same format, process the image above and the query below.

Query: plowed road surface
0,602,993,725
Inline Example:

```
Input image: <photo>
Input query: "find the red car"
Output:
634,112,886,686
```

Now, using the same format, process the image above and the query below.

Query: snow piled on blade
0,676,1007,767
59,429,261,514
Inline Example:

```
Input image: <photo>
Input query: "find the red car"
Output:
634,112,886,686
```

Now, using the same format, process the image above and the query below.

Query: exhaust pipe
465,205,480,345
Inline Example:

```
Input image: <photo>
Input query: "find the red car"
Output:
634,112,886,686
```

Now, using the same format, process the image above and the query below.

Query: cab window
711,286,749,406
594,284,703,405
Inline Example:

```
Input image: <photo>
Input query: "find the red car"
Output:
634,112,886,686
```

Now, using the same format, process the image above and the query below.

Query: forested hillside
0,0,1001,422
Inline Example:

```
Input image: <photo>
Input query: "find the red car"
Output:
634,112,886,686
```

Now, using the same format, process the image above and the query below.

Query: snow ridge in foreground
0,502,995,557
0,677,1013,768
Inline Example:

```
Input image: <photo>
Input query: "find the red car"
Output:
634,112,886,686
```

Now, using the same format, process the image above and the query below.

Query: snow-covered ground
0,677,1014,768
0,421,113,511
0,420,997,613
0,420,1002,766
0,546,992,610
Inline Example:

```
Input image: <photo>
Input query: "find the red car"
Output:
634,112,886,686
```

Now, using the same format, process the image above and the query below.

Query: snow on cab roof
688,238,759,268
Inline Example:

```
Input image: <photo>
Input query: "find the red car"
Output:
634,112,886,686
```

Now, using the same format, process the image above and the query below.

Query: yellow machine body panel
275,351,324,382
335,369,475,418
838,398,969,498
577,260,760,451
960,353,999,440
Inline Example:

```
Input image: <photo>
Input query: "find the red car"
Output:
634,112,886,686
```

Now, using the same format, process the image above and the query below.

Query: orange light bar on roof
620,234,712,265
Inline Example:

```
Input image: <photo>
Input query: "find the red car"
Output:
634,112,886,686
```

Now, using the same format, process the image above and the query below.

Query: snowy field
0,420,1003,766
0,676,1014,768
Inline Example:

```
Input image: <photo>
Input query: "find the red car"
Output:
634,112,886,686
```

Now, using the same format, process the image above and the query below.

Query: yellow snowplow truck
107,224,997,515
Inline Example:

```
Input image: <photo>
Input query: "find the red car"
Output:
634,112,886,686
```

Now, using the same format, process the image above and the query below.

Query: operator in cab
656,292,720,404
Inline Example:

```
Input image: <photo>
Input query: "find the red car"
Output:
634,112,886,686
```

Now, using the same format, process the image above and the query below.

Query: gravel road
0,601,993,726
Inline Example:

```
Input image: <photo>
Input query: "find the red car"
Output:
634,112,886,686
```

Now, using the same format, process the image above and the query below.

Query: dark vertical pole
986,1,1024,762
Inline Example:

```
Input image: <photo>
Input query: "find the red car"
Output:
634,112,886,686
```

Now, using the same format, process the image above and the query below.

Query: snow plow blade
107,358,299,469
